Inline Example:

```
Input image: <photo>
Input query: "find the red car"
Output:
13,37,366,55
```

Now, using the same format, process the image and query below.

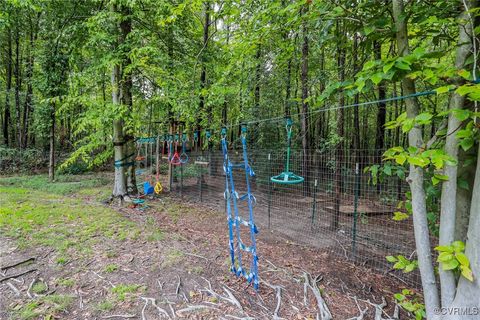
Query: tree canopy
1,1,480,319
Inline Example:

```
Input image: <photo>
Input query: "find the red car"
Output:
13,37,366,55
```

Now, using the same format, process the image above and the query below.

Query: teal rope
140,81,477,138
114,153,135,168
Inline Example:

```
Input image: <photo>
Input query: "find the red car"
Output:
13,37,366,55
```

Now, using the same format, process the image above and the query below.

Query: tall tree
119,4,137,195
111,2,128,200
374,40,386,153
332,20,345,230
300,2,311,193
3,26,12,146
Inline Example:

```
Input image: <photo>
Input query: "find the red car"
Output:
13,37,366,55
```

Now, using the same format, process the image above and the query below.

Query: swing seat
135,156,145,161
170,152,182,166
143,181,154,195
154,181,163,194
270,171,304,184
180,152,189,164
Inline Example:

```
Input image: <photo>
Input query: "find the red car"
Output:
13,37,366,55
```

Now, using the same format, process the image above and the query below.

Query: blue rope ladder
221,126,259,290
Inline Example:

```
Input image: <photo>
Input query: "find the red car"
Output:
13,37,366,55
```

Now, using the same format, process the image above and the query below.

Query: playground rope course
126,83,469,289
221,126,259,289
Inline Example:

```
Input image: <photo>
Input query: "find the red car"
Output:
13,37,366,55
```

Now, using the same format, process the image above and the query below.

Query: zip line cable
151,83,468,138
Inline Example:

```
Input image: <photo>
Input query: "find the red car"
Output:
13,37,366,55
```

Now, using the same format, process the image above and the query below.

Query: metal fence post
180,162,184,199
267,153,272,228
352,162,360,258
311,178,318,229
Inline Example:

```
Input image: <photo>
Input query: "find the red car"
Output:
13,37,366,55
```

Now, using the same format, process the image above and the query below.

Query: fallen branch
224,315,256,320
1,257,35,271
27,278,36,298
6,282,21,296
303,272,332,320
175,275,181,297
101,314,136,319
0,268,37,283
175,304,218,316
181,251,208,261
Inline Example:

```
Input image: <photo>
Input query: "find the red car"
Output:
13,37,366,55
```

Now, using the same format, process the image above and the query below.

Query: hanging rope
154,135,163,194
170,134,181,165
271,117,305,184
180,133,189,164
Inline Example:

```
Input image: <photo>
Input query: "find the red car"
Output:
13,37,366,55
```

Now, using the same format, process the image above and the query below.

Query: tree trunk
374,41,386,154
300,4,311,195
48,102,55,181
199,1,210,126
285,57,292,117
445,143,480,320
3,28,12,146
111,4,127,199
392,1,440,317
112,64,127,198
22,15,37,149
454,147,476,243
254,46,261,132
352,34,361,163
119,4,137,195
438,4,474,306
14,23,22,148
332,20,345,230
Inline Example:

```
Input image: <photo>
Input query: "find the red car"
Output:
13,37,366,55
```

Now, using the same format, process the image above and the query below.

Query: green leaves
434,85,454,94
394,289,426,320
385,111,435,133
394,59,411,71
384,146,456,171
435,241,474,281
386,255,418,273
431,173,448,186
414,113,433,124
393,211,409,221
371,73,383,85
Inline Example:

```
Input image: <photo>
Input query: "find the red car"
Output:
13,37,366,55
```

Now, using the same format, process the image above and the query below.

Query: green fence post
352,163,360,258
180,162,184,199
311,178,318,229
267,153,272,228
198,164,203,202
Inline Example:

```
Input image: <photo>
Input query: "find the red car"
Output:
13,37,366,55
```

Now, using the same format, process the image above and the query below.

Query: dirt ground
0,174,416,319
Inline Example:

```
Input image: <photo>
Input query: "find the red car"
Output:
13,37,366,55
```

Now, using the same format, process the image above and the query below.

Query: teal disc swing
270,118,304,184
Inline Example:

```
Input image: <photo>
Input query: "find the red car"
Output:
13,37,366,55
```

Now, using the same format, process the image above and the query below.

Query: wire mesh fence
139,144,423,288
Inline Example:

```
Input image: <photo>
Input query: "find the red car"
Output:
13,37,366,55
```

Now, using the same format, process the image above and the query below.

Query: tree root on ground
303,272,332,320
261,280,283,320
141,297,171,319
1,257,35,271
0,268,37,283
